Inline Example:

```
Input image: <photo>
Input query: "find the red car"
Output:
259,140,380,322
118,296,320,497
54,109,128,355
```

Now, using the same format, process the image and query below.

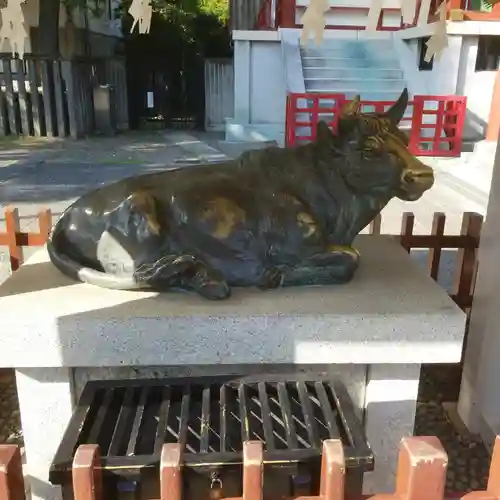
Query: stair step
305,90,410,102
303,67,404,79
300,47,397,59
305,77,405,93
301,56,401,69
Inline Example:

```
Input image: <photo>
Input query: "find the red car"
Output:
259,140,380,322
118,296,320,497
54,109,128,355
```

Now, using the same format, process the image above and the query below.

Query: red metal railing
255,0,274,29
285,93,467,157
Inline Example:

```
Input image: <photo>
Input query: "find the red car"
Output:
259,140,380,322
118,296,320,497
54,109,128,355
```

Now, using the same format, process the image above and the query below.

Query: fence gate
204,58,234,132
285,92,467,157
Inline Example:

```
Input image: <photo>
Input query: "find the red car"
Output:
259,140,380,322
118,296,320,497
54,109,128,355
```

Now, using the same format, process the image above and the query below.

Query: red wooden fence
285,93,467,157
1,436,500,500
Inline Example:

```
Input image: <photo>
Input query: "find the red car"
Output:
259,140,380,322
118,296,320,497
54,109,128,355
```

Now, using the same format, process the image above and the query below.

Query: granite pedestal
0,235,466,500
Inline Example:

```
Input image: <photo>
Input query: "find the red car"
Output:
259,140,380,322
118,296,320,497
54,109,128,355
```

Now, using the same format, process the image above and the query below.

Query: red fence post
72,445,102,500
160,444,182,500
319,440,345,500
367,437,448,500
0,445,25,500
243,441,263,500
280,0,296,27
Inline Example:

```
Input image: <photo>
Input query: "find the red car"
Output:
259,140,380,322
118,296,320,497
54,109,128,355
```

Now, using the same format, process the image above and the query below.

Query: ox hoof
258,268,285,290
196,280,231,300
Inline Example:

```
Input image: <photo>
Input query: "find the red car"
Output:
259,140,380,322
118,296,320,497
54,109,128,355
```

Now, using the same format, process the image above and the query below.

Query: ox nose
403,160,435,190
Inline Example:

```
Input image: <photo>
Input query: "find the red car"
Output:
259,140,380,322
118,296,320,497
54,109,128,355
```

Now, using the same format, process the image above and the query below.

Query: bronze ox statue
47,88,434,300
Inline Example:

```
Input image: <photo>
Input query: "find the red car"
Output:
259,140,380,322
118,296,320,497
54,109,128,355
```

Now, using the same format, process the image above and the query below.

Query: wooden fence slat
40,60,56,137
427,212,446,280
394,436,448,500
61,61,80,139
3,59,19,135
400,212,415,253
320,440,345,500
72,444,102,500
27,59,42,136
160,444,181,500
452,212,483,300
52,61,67,137
243,441,263,500
37,209,53,239
0,445,25,500
4,207,23,272
15,59,31,136
369,214,382,235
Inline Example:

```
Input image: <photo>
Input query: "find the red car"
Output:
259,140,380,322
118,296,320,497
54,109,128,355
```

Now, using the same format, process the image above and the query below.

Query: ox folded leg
182,261,231,300
281,245,360,286
136,254,231,300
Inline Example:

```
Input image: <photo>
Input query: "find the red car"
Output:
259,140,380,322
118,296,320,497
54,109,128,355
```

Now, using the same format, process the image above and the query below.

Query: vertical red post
394,436,448,500
160,444,182,500
409,96,425,155
72,445,102,500
486,70,500,141
319,440,345,500
243,441,263,500
280,0,296,27
0,446,25,500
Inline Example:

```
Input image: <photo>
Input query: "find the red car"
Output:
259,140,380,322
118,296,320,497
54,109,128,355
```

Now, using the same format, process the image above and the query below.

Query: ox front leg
282,245,360,286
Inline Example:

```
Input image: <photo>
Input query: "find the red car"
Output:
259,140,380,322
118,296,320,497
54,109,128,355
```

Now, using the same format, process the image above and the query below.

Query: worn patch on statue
97,231,135,276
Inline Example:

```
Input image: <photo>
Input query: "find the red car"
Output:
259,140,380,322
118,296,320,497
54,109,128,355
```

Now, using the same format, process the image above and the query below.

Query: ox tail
47,212,144,291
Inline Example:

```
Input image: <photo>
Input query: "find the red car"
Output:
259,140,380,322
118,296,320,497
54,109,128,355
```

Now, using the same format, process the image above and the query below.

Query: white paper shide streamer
129,0,153,34
424,1,448,62
300,0,330,46
364,0,448,61
0,0,28,59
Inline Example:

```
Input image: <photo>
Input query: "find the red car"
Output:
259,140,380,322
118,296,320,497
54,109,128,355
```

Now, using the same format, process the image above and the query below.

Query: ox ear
340,95,361,117
316,121,333,143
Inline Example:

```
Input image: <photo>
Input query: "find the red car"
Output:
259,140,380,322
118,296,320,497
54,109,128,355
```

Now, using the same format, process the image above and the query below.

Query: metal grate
50,376,373,483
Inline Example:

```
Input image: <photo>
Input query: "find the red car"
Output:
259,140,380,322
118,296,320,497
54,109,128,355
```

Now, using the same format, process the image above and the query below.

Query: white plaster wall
395,34,492,136
233,38,286,125
250,42,286,123
457,142,500,445
456,36,495,136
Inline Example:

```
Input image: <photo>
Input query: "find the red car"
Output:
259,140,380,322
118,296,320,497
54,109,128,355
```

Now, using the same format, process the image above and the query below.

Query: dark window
476,35,500,71
418,37,434,70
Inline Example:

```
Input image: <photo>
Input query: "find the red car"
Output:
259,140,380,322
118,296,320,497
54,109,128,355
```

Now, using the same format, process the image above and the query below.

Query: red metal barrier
255,0,274,30
285,92,467,157
409,95,467,157
285,93,345,145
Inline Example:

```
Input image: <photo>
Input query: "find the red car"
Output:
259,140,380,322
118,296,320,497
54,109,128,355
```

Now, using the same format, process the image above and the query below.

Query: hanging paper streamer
0,0,28,59
300,0,330,46
365,0,383,32
424,1,448,62
129,0,152,34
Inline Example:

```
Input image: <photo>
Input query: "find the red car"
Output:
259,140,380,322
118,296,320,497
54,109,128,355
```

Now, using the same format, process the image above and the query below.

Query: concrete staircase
300,38,413,125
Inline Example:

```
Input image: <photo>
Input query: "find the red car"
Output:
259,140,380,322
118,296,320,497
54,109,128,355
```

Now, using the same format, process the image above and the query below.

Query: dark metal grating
49,376,373,483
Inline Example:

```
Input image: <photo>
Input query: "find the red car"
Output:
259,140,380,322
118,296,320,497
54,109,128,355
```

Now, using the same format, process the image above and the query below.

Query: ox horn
384,88,409,125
